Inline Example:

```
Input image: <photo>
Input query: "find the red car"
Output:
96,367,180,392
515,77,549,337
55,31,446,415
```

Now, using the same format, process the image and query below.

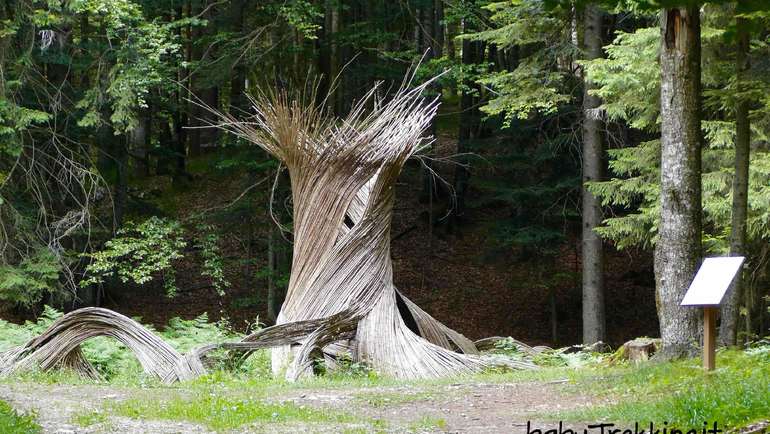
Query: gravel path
0,379,602,433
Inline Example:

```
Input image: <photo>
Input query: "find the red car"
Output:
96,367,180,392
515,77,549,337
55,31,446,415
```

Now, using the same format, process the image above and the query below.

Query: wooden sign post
681,256,745,371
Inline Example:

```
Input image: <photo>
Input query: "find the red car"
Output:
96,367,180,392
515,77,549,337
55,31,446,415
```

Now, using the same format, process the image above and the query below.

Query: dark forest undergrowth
1,143,660,349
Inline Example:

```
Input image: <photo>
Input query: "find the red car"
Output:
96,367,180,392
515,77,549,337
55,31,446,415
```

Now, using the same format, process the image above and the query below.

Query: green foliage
80,217,186,296
585,18,770,252
276,0,323,39
319,353,377,380
468,0,578,122
471,126,580,254
0,401,40,434
0,249,61,307
0,307,243,380
488,337,602,367
582,27,660,130
195,225,231,297
0,306,63,350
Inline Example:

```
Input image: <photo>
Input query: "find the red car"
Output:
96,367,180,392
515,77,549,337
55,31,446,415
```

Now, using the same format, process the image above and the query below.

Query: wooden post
703,307,716,370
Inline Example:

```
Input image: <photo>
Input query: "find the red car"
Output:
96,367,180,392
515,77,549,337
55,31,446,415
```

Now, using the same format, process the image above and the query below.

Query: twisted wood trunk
256,81,488,379
1,77,537,382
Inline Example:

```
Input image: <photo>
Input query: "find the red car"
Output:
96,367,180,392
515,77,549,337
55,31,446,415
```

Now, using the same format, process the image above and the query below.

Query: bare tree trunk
655,7,702,359
720,16,750,347
452,27,481,229
228,0,247,113
433,0,444,58
581,3,605,345
325,0,341,115
114,137,128,228
189,0,219,156
130,109,151,177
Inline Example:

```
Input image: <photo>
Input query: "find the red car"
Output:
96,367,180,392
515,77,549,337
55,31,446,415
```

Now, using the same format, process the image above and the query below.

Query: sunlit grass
561,348,770,429
71,410,109,428
111,391,356,431
407,416,447,432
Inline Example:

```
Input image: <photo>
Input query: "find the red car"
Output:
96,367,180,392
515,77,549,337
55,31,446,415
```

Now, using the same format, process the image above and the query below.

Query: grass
561,348,770,429
353,390,437,408
71,410,109,427
5,327,768,433
407,416,447,432
0,401,40,434
111,391,358,431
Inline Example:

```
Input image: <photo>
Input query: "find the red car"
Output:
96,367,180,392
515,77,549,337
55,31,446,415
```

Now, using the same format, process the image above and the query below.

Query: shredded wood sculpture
0,76,537,382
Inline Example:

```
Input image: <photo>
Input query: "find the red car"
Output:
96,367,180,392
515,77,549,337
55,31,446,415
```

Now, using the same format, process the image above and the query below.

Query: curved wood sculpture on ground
0,76,537,382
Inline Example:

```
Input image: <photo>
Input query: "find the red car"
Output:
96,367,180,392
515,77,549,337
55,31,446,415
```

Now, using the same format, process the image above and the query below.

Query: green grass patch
562,348,770,429
0,401,40,434
407,416,447,432
111,391,356,431
71,410,109,427
353,390,436,408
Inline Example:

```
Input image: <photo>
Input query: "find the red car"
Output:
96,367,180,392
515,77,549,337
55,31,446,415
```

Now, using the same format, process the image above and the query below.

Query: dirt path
0,379,602,433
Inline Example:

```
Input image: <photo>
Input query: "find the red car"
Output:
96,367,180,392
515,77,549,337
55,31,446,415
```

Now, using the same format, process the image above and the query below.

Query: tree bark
325,0,341,115
189,0,220,156
655,6,702,359
720,16,750,347
433,0,444,59
228,0,247,113
130,108,151,177
452,32,481,228
581,3,605,345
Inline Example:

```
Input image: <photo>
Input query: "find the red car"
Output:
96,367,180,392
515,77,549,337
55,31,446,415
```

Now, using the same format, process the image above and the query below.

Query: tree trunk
433,0,444,58
655,7,702,359
720,16,750,347
581,3,605,345
325,0,341,115
114,137,128,228
189,0,220,156
228,0,247,113
452,32,481,228
130,108,151,177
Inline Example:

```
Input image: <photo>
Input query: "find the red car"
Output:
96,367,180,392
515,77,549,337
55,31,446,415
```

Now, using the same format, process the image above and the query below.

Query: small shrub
491,337,527,359
80,217,186,297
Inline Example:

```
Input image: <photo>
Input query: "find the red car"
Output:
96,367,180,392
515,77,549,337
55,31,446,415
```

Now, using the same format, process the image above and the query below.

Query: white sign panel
681,256,745,306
